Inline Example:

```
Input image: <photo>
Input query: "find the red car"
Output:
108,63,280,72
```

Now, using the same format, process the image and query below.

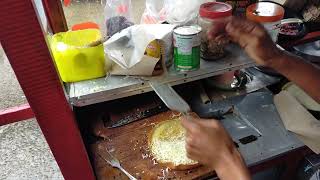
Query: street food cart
0,0,319,179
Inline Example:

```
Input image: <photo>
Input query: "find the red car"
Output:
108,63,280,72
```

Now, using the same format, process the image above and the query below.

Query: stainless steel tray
68,44,255,106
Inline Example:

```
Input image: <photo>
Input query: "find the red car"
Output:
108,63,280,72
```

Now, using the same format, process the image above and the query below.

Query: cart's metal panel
69,44,255,106
219,91,304,166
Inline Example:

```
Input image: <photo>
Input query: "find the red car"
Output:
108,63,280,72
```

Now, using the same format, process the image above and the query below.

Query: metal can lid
173,25,202,36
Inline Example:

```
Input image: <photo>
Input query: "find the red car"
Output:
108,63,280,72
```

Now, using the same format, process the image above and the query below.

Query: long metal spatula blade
149,81,191,113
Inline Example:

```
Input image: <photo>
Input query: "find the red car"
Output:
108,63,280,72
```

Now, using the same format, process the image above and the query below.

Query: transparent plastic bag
140,0,211,25
167,0,211,25
104,0,134,36
140,0,171,24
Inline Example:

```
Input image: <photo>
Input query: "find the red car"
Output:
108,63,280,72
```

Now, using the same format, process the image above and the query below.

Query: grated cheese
151,138,196,165
150,119,197,166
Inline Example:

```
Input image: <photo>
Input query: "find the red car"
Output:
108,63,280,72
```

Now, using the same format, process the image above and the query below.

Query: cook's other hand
208,17,282,67
208,17,320,103
181,117,250,180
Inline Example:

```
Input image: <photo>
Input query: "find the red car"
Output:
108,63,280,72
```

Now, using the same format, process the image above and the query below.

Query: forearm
269,51,320,103
214,148,250,180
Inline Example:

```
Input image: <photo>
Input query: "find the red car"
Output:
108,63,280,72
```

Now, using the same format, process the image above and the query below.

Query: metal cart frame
0,1,313,180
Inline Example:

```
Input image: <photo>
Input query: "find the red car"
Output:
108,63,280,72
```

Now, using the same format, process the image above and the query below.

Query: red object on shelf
42,0,68,33
64,0,71,7
200,2,232,19
71,22,100,31
0,0,95,180
246,2,284,23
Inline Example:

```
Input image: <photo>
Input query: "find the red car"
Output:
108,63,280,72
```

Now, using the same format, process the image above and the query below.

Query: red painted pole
0,1,95,180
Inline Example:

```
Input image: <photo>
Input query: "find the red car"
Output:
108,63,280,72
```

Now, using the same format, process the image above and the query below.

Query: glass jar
198,2,232,60
246,2,285,42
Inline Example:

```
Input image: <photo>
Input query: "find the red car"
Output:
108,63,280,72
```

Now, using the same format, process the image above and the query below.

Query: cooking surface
92,111,215,180
91,90,304,179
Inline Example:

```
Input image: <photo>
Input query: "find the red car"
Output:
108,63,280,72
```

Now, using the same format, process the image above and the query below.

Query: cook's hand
181,117,233,168
181,117,250,180
208,17,283,67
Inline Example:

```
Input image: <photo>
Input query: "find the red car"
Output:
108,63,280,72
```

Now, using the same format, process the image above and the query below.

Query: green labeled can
173,25,202,71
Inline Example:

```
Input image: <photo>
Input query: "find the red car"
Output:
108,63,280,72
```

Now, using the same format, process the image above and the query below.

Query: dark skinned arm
210,17,320,103
269,51,320,103
181,118,250,180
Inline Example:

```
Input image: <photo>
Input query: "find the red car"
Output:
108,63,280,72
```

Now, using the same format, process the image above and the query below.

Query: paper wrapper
274,91,320,154
104,24,175,76
109,55,160,76
282,82,320,111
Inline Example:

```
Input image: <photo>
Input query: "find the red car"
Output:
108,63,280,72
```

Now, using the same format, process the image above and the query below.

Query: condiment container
146,39,173,68
173,26,202,72
50,29,107,82
198,2,232,60
246,2,285,42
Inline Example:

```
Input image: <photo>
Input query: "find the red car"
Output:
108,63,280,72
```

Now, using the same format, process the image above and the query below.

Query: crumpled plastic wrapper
104,24,175,76
140,0,210,25
107,55,160,76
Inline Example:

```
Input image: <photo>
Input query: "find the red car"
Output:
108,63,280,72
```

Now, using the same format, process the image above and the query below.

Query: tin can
173,26,202,71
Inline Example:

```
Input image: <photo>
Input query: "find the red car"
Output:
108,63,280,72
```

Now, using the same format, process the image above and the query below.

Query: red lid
71,22,100,31
199,2,233,19
246,2,285,23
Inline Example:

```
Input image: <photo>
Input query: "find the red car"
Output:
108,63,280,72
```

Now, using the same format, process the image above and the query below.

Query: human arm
268,51,320,103
181,118,250,180
209,17,320,103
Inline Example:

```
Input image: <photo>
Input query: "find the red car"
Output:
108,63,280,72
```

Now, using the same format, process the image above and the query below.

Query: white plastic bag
140,0,171,24
167,0,211,25
104,0,134,36
104,24,175,76
140,0,212,25
105,0,132,21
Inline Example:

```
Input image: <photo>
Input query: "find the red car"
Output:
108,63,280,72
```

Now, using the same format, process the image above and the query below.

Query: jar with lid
246,2,285,42
198,2,232,60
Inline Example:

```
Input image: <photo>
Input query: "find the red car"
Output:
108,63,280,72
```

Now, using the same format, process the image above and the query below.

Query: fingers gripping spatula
149,81,191,115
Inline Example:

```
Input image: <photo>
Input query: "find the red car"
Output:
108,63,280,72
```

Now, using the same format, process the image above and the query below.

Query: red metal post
42,0,68,33
0,1,95,180
0,104,34,126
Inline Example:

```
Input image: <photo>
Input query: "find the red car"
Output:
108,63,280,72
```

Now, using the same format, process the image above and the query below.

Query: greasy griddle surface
91,111,215,180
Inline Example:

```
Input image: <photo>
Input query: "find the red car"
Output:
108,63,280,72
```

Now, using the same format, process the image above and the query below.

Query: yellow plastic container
50,29,106,82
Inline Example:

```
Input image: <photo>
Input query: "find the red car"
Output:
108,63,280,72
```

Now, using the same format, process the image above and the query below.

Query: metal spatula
149,81,191,114
97,146,137,180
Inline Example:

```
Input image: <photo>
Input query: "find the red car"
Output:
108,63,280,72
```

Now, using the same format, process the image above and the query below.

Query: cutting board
91,111,216,180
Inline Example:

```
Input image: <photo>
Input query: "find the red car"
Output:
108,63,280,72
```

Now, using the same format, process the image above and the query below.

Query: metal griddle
212,90,303,165
91,67,305,179
92,89,304,179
